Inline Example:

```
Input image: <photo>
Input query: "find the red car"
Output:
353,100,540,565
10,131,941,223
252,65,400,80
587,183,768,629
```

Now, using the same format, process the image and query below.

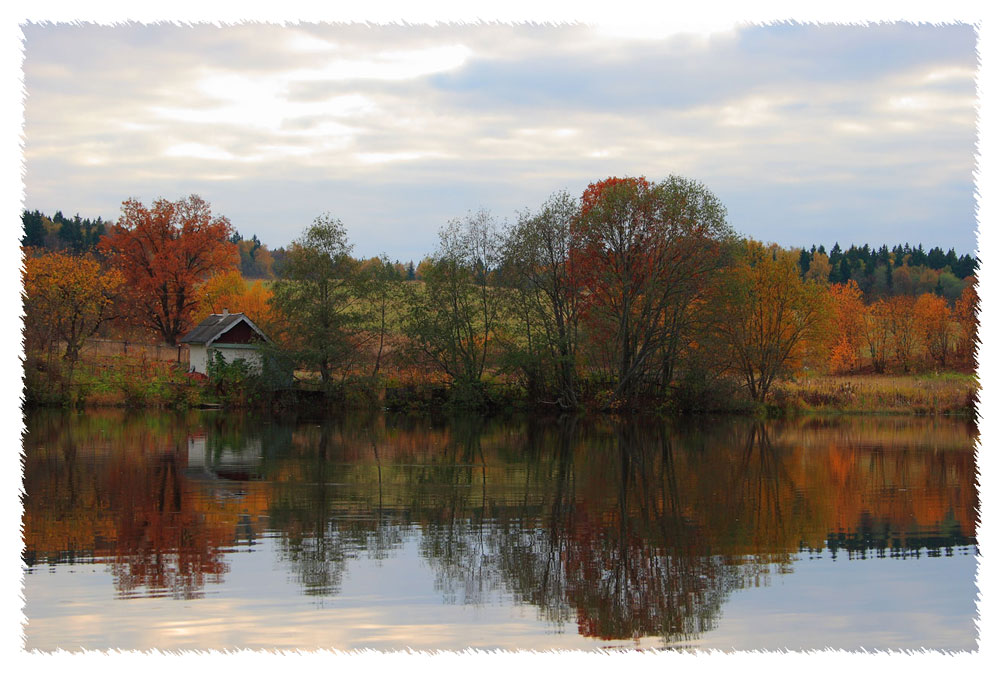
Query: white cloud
922,66,977,83
163,143,239,161
593,18,740,44
355,151,446,165
301,44,472,82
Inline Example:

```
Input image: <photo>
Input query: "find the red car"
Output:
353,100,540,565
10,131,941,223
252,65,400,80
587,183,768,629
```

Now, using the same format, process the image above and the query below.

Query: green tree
270,215,361,389
359,254,403,378
21,209,46,248
797,249,811,278
503,191,582,408
404,210,506,402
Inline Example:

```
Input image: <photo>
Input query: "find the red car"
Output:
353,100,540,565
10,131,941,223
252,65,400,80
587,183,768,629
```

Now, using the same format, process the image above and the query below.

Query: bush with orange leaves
914,293,953,369
826,281,864,374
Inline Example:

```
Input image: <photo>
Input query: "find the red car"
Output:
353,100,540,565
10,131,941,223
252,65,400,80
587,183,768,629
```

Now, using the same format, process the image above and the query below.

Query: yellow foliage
193,270,275,327
23,251,123,357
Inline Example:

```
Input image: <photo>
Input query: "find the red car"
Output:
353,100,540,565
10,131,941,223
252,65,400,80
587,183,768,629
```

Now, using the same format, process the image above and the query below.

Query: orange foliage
827,281,864,373
193,270,275,328
860,299,892,374
570,176,730,399
98,195,238,345
828,336,858,376
886,295,917,372
22,251,124,363
715,241,831,400
954,281,978,367
914,293,952,368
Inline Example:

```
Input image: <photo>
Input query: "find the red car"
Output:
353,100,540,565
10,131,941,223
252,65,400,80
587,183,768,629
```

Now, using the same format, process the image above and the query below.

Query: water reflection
22,410,977,647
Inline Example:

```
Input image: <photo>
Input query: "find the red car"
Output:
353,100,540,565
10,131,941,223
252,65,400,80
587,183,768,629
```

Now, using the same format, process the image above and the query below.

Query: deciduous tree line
22,180,979,409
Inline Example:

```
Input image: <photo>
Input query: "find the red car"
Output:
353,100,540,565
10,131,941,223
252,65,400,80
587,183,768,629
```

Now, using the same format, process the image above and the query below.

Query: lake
21,409,978,651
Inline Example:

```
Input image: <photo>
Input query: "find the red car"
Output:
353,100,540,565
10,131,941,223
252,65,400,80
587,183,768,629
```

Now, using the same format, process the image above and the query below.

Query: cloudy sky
20,21,978,261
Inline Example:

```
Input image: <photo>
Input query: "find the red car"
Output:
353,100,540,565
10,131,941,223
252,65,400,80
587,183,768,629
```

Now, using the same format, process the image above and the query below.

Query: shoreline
21,371,979,419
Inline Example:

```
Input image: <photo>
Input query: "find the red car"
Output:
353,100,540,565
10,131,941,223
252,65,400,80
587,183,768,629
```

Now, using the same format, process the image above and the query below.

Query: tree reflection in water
418,420,800,643
22,410,977,644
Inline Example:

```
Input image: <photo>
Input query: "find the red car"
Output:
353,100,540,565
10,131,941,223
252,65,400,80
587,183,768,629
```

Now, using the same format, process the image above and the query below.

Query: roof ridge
179,311,269,345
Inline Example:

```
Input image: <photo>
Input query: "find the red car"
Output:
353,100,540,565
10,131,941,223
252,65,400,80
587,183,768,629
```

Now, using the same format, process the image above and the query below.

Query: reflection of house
186,434,264,482
180,310,271,374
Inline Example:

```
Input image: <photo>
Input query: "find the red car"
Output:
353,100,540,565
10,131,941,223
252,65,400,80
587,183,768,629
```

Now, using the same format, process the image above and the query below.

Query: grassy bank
770,373,978,417
24,355,211,408
23,353,979,419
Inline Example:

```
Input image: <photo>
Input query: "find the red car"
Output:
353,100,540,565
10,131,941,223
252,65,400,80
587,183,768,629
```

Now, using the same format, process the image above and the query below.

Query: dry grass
773,373,978,416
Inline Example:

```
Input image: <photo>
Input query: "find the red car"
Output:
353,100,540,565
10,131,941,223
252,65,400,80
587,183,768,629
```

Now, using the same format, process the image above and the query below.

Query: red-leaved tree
99,195,238,345
570,176,733,404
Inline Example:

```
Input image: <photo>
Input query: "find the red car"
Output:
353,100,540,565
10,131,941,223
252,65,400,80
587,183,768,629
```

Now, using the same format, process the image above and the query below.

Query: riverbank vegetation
21,177,979,416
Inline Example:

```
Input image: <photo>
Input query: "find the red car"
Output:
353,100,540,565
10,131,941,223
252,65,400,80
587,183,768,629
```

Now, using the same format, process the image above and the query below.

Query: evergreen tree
838,259,851,285
798,249,811,278
945,248,959,271
21,209,45,247
927,246,946,270
58,216,84,253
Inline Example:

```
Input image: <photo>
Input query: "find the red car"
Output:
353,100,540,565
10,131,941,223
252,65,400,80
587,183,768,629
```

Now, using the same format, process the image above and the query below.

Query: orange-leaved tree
954,281,978,369
827,281,864,374
860,299,892,374
23,251,124,378
192,269,275,329
710,240,831,402
886,295,917,373
99,195,238,345
914,292,952,369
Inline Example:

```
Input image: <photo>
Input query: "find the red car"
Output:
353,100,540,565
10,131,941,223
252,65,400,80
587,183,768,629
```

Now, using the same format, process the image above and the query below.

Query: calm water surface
21,410,978,651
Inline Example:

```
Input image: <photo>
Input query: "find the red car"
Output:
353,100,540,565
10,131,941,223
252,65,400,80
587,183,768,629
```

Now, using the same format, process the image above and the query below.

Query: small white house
180,310,271,374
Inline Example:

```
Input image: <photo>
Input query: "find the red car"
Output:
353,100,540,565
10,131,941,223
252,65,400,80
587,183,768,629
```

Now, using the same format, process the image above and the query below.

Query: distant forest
21,207,977,303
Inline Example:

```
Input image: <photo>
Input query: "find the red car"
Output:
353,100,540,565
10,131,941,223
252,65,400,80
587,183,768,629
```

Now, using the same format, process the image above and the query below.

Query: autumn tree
710,240,831,402
860,299,892,374
234,235,275,279
23,251,123,384
270,215,361,388
193,269,275,328
503,191,582,408
954,282,978,369
98,195,238,345
891,264,917,296
914,293,953,369
804,252,832,285
570,175,734,404
827,281,865,374
886,295,918,373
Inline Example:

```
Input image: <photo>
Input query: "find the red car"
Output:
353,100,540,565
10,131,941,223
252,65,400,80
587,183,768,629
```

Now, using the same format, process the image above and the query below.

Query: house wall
189,344,209,373
207,344,263,372
188,342,263,375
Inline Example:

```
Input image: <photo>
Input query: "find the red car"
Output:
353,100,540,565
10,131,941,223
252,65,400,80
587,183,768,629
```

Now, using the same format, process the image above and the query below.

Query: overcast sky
20,21,978,261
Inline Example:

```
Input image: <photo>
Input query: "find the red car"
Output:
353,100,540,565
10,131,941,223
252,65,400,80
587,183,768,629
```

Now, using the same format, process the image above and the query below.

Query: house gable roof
179,313,271,347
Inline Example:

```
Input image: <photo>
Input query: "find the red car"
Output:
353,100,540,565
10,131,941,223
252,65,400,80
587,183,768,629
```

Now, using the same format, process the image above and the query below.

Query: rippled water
21,409,978,651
